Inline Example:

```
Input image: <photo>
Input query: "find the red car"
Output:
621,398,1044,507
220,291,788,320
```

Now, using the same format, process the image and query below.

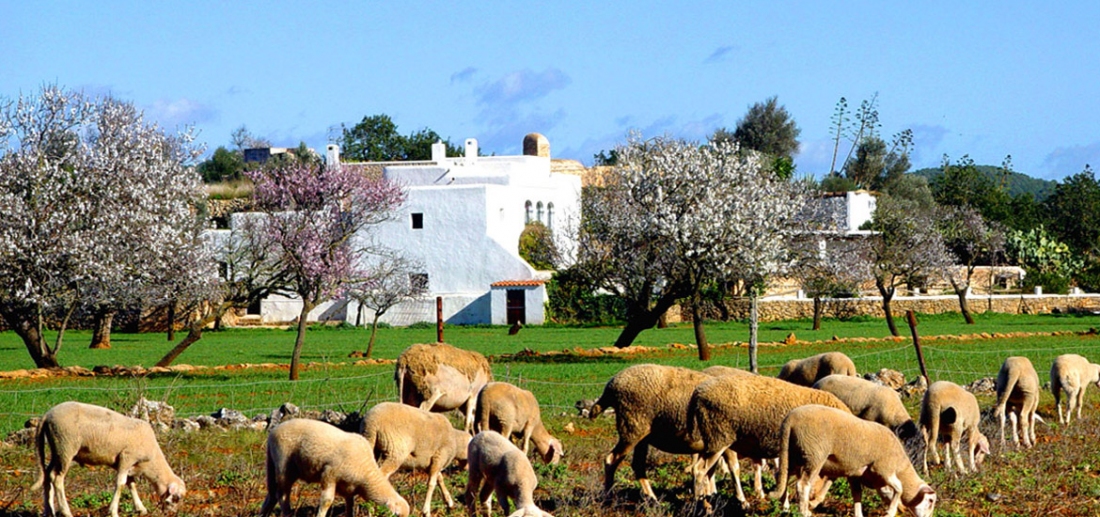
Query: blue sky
4,1,1098,180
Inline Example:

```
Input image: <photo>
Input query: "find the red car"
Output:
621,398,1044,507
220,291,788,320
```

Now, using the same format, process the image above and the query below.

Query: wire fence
2,338,1098,433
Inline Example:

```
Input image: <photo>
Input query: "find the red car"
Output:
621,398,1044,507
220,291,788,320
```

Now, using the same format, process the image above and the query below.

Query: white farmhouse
252,133,582,327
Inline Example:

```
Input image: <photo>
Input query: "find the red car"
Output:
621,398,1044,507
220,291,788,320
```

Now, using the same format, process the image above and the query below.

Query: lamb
466,430,553,517
770,405,937,517
1050,354,1100,424
812,374,922,447
395,342,493,432
260,418,410,517
687,373,851,505
994,356,1041,448
777,352,859,387
587,363,715,500
360,402,471,517
919,381,990,475
33,401,186,517
474,382,563,465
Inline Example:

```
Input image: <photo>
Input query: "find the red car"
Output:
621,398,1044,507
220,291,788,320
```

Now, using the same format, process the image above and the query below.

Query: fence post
436,296,444,343
906,310,929,384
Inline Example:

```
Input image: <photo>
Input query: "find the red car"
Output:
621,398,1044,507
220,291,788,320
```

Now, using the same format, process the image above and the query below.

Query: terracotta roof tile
490,279,547,287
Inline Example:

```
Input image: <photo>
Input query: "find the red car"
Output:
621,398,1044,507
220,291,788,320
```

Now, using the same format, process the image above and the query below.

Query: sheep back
361,402,468,473
395,343,492,409
592,364,713,454
689,374,850,460
777,352,858,387
813,374,913,430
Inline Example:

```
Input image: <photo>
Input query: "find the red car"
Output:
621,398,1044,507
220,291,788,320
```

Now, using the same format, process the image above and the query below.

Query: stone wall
685,293,1100,323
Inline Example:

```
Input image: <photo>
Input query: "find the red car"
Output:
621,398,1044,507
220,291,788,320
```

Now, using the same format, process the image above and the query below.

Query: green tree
518,222,559,270
338,114,461,162
1044,165,1100,258
196,146,245,183
731,96,801,160
932,154,1013,224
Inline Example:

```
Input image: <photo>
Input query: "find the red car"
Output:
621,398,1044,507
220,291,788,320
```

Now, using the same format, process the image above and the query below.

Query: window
546,202,555,230
524,201,533,223
409,273,429,291
411,213,423,229
246,297,262,315
536,201,544,223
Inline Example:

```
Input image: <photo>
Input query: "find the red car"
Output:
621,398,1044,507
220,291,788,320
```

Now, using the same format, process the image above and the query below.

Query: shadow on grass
493,353,633,365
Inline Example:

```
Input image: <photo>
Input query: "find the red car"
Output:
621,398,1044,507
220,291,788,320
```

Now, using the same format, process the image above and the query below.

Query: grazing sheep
33,401,185,517
919,381,990,475
475,382,563,464
777,352,859,387
260,418,410,517
360,402,471,517
466,431,553,517
587,364,714,500
687,374,851,505
1050,354,1100,424
395,343,492,432
770,405,937,517
813,375,923,448
994,356,1041,448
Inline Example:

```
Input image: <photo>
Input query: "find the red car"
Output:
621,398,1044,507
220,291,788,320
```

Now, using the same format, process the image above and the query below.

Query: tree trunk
691,290,710,361
89,308,115,349
613,294,680,348
366,312,381,359
950,278,975,325
0,304,60,368
812,296,823,330
749,292,760,373
156,304,228,367
288,303,315,381
355,303,365,327
166,301,176,341
877,280,899,336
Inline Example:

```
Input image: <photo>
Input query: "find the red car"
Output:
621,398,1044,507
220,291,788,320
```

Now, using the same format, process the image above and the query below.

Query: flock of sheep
27,342,1100,517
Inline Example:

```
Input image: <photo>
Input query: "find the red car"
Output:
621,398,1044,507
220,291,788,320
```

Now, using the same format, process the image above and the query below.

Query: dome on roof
523,133,550,158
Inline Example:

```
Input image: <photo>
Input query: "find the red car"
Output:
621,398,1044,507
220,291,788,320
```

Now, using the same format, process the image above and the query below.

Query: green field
1,312,1099,435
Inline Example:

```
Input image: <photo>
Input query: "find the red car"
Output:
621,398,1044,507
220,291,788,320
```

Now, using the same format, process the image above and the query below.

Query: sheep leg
753,460,766,499
882,474,904,517
436,472,455,508
465,470,481,516
423,470,438,517
1008,411,1020,447
346,494,358,517
462,397,478,434
1076,388,1086,421
796,468,820,517
849,477,864,517
109,466,131,517
631,441,659,500
127,476,148,515
997,403,1008,447
808,478,831,510
520,426,533,455
316,481,338,517
950,439,967,475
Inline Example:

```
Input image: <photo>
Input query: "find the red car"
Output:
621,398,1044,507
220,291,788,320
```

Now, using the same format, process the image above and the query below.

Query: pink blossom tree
246,161,404,380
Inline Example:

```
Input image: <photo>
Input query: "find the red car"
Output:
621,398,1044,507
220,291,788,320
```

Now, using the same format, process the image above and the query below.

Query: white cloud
146,97,217,128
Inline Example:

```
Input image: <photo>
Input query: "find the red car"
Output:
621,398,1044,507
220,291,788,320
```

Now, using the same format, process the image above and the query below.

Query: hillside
911,165,1057,201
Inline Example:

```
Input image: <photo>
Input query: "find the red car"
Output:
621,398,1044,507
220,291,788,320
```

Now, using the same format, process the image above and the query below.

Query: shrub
518,222,559,270
545,267,626,325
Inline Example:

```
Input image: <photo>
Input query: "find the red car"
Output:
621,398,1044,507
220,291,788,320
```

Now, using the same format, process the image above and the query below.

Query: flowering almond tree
0,86,212,368
246,161,404,380
581,133,808,365
347,252,426,359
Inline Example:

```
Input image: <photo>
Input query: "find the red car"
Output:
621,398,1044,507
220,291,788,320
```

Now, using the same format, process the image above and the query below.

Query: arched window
547,202,555,230
524,201,533,223
536,202,544,223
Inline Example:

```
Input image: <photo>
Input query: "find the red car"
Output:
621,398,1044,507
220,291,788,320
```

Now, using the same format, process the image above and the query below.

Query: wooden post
436,296,444,343
906,310,929,384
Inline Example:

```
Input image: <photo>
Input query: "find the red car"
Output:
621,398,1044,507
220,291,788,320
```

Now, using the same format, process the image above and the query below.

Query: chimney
465,138,478,164
431,141,446,163
326,144,340,167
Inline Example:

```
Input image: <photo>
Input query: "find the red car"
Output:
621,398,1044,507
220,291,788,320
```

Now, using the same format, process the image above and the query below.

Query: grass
1,312,1100,515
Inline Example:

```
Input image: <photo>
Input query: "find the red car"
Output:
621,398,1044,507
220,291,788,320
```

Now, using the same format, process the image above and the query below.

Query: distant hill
911,166,1057,202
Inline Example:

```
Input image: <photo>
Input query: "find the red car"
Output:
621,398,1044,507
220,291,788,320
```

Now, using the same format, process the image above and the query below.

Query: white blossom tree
0,86,213,368
938,205,1006,324
246,161,405,380
789,236,872,330
865,196,954,336
347,252,426,359
580,133,808,365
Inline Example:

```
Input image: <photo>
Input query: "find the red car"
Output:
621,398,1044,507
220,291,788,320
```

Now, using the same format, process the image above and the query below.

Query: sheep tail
588,387,616,419
31,419,46,492
996,368,1019,413
768,417,794,500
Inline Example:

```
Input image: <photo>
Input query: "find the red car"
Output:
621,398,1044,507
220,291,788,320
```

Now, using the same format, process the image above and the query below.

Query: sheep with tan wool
778,352,858,387
687,373,851,505
360,402,471,517
588,363,730,500
770,405,937,517
475,382,563,465
994,356,1041,448
466,430,553,517
919,381,990,475
1050,354,1100,425
813,375,923,450
396,343,492,433
34,401,185,517
260,418,409,517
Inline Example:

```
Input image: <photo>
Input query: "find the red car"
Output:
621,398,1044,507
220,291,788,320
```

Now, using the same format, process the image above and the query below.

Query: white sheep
33,401,185,517
360,402,471,517
812,375,922,448
1050,353,1100,424
587,363,715,500
994,356,1040,448
395,343,493,433
919,381,990,475
466,430,553,517
260,418,410,517
474,382,563,464
770,405,937,517
778,352,859,387
687,373,851,506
